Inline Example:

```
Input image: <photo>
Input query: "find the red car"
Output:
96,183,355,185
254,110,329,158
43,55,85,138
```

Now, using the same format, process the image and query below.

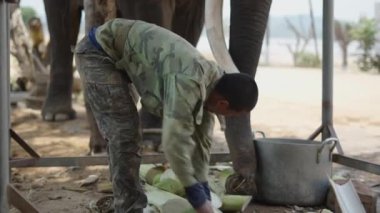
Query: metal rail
333,154,380,175
10,153,231,168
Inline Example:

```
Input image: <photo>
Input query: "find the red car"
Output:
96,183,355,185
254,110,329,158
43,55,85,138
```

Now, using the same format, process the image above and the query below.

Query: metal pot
253,137,337,206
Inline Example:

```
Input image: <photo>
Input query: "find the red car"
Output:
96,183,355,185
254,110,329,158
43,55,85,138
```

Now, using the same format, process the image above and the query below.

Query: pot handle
254,131,266,138
316,137,338,164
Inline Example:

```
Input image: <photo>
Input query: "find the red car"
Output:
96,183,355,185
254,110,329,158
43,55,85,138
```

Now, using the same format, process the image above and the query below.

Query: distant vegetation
334,17,380,73
335,20,353,68
268,15,323,39
282,15,321,68
350,18,378,72
270,15,380,73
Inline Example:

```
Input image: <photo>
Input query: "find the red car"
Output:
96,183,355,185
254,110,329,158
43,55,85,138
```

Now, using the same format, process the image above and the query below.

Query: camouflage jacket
95,19,224,187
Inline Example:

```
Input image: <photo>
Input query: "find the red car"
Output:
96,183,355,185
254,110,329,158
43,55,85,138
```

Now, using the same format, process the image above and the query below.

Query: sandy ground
8,65,380,212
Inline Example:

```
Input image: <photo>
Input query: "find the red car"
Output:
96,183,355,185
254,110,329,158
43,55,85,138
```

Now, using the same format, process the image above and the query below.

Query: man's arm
162,74,210,209
191,111,215,199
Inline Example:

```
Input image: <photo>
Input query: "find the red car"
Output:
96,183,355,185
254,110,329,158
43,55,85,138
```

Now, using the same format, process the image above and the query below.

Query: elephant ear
205,0,239,74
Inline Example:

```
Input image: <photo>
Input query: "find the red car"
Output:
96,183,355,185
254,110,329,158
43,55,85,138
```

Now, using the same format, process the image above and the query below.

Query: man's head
205,73,258,116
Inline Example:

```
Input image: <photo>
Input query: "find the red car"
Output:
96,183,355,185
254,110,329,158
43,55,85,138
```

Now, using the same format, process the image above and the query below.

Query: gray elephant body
42,0,272,188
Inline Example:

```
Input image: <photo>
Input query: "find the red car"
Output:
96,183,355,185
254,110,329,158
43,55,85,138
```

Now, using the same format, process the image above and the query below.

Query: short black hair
214,73,258,111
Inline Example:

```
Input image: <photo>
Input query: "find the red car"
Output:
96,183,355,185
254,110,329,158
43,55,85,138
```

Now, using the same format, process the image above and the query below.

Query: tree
334,20,353,68
350,17,377,71
308,0,320,61
285,17,320,68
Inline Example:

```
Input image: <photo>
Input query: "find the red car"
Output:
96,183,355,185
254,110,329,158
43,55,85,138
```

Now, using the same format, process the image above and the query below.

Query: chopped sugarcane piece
97,181,113,193
145,166,166,185
217,168,234,188
220,195,252,212
79,174,99,187
140,164,155,179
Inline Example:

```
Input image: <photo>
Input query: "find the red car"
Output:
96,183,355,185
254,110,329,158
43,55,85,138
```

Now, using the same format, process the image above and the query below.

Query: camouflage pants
75,37,147,213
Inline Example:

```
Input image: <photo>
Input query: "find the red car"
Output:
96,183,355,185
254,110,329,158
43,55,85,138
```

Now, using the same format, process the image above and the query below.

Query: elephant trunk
225,0,272,194
229,0,272,77
225,0,272,195
205,0,272,189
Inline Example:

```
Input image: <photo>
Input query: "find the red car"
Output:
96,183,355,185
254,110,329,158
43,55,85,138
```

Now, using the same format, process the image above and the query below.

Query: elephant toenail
44,113,54,121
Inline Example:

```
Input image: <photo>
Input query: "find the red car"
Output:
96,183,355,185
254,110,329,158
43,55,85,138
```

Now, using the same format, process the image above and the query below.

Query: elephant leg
172,0,205,46
82,0,112,154
224,0,272,194
42,0,82,121
116,0,175,28
116,0,175,148
84,0,117,33
85,101,107,155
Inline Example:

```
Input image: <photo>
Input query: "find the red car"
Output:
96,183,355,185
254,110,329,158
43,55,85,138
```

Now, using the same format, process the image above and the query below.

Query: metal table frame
1,0,380,212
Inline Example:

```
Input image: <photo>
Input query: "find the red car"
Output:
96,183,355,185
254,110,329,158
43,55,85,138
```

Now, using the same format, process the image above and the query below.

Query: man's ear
216,99,229,110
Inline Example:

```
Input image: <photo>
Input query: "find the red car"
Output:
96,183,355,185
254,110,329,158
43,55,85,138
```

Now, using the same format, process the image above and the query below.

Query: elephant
42,0,272,193
41,0,205,153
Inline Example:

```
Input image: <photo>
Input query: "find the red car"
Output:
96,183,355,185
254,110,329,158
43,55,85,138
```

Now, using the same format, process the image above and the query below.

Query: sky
271,0,377,21
20,0,380,23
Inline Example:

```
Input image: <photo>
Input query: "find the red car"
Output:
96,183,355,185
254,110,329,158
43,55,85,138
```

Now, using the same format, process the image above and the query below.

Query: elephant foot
90,150,108,156
42,109,76,121
89,135,108,156
89,144,108,156
226,174,257,195
42,92,76,121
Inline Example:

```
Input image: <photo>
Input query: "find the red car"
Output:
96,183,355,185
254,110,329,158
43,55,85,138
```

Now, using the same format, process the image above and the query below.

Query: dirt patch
8,66,380,212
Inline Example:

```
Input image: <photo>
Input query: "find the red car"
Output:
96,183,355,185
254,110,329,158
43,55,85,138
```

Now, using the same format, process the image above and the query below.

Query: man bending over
75,18,258,213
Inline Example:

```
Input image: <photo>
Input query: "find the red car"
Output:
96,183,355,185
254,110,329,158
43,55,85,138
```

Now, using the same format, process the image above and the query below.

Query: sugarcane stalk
220,194,252,212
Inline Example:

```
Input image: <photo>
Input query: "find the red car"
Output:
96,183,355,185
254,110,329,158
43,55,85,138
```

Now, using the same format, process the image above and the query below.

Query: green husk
209,177,224,196
154,177,185,197
145,184,192,213
220,194,252,212
145,166,166,185
140,164,155,178
152,174,162,185
217,168,234,188
154,169,185,197
162,199,194,213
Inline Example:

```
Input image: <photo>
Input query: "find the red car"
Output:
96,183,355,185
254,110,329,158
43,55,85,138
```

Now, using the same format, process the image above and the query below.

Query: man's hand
196,200,214,213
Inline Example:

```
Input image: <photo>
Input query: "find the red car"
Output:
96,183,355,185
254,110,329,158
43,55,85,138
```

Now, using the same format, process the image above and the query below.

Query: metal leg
7,185,39,213
0,1,10,212
327,124,344,154
321,0,334,141
10,129,40,158
308,125,323,140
